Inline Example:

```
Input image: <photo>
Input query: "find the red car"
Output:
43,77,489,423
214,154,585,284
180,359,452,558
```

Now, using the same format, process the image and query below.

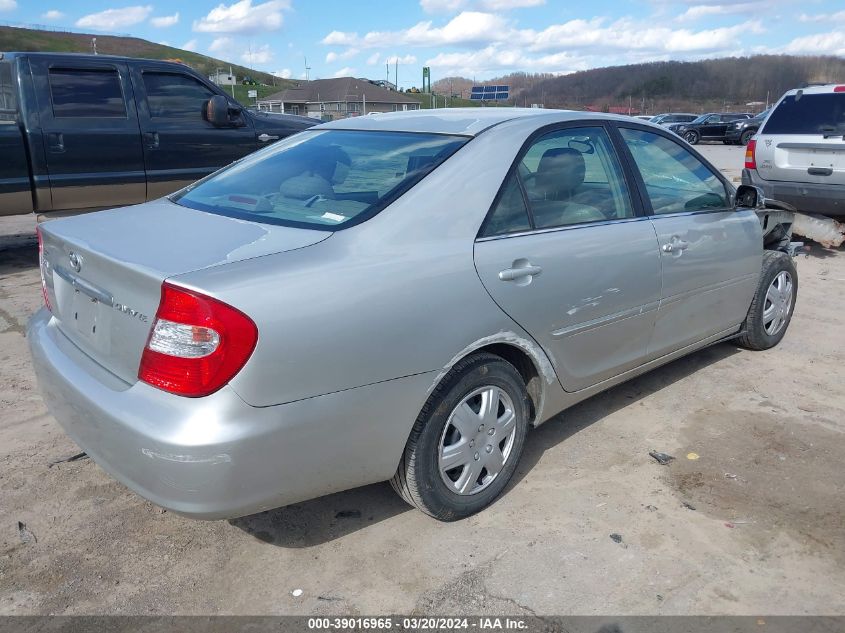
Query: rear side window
0,62,15,115
49,68,126,118
172,129,467,229
142,72,215,119
764,93,845,135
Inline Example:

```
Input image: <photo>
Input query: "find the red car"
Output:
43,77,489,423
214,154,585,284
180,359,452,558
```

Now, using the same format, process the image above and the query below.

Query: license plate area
53,267,113,354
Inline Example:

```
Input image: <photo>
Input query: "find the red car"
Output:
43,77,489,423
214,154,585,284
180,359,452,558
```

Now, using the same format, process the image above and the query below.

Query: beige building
257,77,421,120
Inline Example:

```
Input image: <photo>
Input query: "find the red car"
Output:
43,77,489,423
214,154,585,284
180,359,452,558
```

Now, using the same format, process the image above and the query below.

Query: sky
3,0,845,88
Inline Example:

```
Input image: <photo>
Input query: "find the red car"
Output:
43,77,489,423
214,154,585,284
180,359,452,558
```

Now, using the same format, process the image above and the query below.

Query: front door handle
499,261,543,282
143,131,159,149
258,133,280,142
47,132,64,153
662,237,690,254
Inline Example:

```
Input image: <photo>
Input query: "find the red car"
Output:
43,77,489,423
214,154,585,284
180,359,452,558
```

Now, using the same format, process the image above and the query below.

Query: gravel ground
1,144,843,615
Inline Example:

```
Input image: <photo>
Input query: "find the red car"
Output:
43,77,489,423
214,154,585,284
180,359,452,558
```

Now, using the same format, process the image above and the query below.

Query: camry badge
68,251,83,273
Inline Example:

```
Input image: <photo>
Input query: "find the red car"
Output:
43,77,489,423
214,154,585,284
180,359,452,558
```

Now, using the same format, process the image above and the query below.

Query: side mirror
735,184,797,212
204,95,240,127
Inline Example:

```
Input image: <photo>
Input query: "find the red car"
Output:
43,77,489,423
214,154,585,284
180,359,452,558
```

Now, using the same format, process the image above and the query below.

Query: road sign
248,89,258,99
469,85,509,101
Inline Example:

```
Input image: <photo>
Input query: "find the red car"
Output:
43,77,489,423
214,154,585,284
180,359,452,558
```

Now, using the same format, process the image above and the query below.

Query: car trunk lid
39,198,330,385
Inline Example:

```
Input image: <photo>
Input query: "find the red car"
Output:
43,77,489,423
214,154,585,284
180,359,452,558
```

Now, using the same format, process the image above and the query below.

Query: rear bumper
28,309,433,519
742,169,845,218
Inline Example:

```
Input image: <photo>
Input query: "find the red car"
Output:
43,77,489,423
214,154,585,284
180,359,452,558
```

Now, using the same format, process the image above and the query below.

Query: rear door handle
47,132,64,153
662,237,690,253
258,133,280,142
808,167,833,176
143,131,159,149
499,263,543,282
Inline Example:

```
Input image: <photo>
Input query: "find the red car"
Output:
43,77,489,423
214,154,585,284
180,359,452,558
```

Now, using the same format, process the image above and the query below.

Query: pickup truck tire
683,130,700,145
390,353,530,521
737,251,797,351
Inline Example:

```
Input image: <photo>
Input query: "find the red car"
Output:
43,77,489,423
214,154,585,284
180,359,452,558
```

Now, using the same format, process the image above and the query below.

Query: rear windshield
172,129,468,230
764,93,845,135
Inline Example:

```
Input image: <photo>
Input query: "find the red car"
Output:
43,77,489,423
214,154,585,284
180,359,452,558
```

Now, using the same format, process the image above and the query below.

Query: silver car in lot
29,109,798,521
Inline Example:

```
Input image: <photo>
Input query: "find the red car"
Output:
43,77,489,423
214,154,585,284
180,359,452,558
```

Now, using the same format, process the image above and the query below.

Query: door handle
143,131,159,149
808,167,833,176
662,237,690,254
258,133,280,142
499,263,543,282
47,132,64,153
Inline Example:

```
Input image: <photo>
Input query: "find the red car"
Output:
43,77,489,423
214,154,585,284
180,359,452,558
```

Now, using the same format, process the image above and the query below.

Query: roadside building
208,70,237,86
257,77,421,120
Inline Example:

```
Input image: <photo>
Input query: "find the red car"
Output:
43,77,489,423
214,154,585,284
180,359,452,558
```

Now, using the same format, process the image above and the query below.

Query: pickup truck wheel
737,251,797,351
740,130,755,146
390,353,529,521
683,130,700,145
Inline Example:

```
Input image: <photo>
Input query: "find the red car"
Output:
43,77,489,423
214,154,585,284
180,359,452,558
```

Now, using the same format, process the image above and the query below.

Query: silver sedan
29,109,798,520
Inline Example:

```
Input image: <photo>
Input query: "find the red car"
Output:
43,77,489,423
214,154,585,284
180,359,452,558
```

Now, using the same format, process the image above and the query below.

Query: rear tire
390,353,530,521
740,130,755,146
684,130,700,145
737,251,797,351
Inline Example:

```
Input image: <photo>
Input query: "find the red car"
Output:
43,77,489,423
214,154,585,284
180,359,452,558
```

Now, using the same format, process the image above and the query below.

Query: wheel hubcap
438,386,517,496
762,270,793,336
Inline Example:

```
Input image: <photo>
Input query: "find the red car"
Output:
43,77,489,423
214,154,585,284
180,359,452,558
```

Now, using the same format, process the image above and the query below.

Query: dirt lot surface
1,145,844,615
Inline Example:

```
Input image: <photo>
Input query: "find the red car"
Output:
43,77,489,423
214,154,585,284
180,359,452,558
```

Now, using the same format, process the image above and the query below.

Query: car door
130,64,257,200
617,126,761,358
699,115,724,139
29,58,146,211
474,124,662,392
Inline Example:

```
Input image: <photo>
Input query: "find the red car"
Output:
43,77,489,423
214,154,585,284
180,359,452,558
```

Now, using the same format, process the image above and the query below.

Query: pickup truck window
0,62,14,112
49,68,126,118
142,72,215,119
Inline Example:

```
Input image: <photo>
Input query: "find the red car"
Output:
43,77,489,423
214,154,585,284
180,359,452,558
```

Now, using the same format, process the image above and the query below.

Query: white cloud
193,0,290,34
333,66,355,78
420,0,544,12
273,68,292,78
799,11,845,23
150,12,179,27
325,48,359,63
424,46,586,76
677,2,765,22
242,44,273,64
782,31,845,56
366,52,380,65
384,54,418,65
209,36,235,53
0,0,16,12
181,39,198,51
41,9,64,20
76,5,153,31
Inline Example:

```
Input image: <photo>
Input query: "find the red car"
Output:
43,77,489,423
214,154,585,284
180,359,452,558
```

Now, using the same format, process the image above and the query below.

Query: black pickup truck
0,52,316,218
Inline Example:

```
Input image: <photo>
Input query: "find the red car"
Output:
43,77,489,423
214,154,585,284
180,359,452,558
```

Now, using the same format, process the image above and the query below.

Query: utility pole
230,66,235,98
91,37,97,55
395,59,398,91
304,56,310,81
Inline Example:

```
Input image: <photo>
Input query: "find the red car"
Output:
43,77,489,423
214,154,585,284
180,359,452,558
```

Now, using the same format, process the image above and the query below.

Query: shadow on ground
232,342,739,547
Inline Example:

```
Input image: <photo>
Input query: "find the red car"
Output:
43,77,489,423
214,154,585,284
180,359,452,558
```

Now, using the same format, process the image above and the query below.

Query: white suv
743,84,845,218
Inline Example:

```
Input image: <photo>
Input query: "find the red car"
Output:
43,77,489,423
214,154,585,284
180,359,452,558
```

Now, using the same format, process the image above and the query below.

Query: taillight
36,226,52,312
138,282,258,397
834,86,845,93
744,139,757,170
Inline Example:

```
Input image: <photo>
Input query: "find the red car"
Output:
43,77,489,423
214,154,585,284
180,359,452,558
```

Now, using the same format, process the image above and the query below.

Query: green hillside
0,25,296,95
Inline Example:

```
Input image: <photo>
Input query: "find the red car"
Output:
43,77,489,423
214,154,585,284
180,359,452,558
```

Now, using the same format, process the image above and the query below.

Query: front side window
173,130,467,229
620,128,729,215
49,68,126,118
142,72,215,119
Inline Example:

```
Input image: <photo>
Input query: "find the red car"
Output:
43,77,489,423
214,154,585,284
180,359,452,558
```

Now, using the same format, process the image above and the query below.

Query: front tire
740,130,755,146
684,130,700,145
390,353,530,521
737,251,797,351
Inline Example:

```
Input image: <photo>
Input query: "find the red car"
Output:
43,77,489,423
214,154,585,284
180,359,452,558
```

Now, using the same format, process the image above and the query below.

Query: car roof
315,108,654,137
784,83,845,95
0,51,181,65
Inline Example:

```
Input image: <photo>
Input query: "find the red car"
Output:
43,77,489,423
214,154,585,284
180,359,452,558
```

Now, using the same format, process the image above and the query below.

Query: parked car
29,109,798,521
725,109,771,146
632,115,653,121
667,112,753,144
649,113,698,126
743,84,845,218
0,52,316,218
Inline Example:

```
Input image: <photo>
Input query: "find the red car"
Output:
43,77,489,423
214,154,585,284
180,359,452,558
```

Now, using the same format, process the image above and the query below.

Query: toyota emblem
68,251,82,273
